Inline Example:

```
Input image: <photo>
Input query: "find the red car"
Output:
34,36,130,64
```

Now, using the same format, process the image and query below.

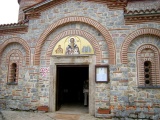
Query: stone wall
0,0,160,118
0,42,40,110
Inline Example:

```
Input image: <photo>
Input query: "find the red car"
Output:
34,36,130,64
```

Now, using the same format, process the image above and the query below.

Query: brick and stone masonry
0,0,160,119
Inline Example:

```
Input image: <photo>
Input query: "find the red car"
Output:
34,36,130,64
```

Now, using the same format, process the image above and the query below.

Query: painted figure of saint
65,38,80,55
55,45,63,54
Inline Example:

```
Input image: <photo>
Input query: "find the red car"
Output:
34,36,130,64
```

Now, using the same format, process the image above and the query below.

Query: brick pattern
0,0,160,117
126,0,159,11
6,50,23,65
25,12,41,19
0,26,28,35
18,0,44,22
121,28,160,64
0,42,31,110
23,0,127,15
0,37,31,65
34,16,115,65
137,45,160,86
46,29,101,63
124,14,160,25
124,0,160,24
7,50,23,84
106,0,127,10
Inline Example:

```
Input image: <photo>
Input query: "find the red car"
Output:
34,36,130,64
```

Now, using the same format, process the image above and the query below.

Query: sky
0,0,19,24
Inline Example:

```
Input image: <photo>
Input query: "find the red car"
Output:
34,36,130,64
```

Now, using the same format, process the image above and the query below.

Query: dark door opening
56,65,89,111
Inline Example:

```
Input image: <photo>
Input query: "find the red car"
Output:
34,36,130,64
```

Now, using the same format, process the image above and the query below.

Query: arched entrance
49,35,96,115
41,17,114,115
34,16,116,65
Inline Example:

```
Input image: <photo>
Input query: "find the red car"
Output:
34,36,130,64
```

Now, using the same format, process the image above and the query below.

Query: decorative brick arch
6,49,24,65
45,29,101,63
137,44,160,86
121,28,160,64
0,37,31,65
6,49,24,84
34,16,115,65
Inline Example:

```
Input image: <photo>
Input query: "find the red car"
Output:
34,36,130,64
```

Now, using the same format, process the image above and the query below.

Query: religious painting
65,37,80,55
95,65,109,83
55,45,63,54
52,36,94,55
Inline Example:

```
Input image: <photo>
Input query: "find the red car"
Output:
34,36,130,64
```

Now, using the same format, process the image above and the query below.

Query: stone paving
0,110,111,120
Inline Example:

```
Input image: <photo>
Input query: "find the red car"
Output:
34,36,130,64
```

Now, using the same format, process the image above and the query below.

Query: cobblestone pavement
0,110,111,120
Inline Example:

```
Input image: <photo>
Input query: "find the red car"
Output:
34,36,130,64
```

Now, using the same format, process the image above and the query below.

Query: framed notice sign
95,65,109,83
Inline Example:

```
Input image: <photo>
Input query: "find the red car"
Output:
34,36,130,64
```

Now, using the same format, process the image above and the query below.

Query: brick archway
137,44,160,86
34,16,115,65
121,28,160,64
45,29,101,64
0,37,31,65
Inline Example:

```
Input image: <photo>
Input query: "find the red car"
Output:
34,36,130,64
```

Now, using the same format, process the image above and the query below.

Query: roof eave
23,0,54,13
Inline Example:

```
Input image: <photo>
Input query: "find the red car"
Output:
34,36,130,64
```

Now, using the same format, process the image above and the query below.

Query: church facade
0,0,160,119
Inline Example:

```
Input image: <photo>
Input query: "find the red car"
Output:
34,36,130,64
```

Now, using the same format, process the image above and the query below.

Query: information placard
95,65,109,83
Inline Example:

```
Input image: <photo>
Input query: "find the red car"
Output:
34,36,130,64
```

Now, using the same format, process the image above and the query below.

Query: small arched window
6,50,23,85
137,45,160,88
11,63,17,82
144,61,151,86
8,63,18,85
7,52,21,85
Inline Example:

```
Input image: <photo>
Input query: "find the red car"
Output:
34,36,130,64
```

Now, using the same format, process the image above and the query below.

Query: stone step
54,113,80,120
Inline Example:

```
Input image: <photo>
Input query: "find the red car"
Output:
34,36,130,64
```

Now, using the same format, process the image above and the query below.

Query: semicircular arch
45,29,101,63
121,28,160,64
34,16,115,65
0,37,31,65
